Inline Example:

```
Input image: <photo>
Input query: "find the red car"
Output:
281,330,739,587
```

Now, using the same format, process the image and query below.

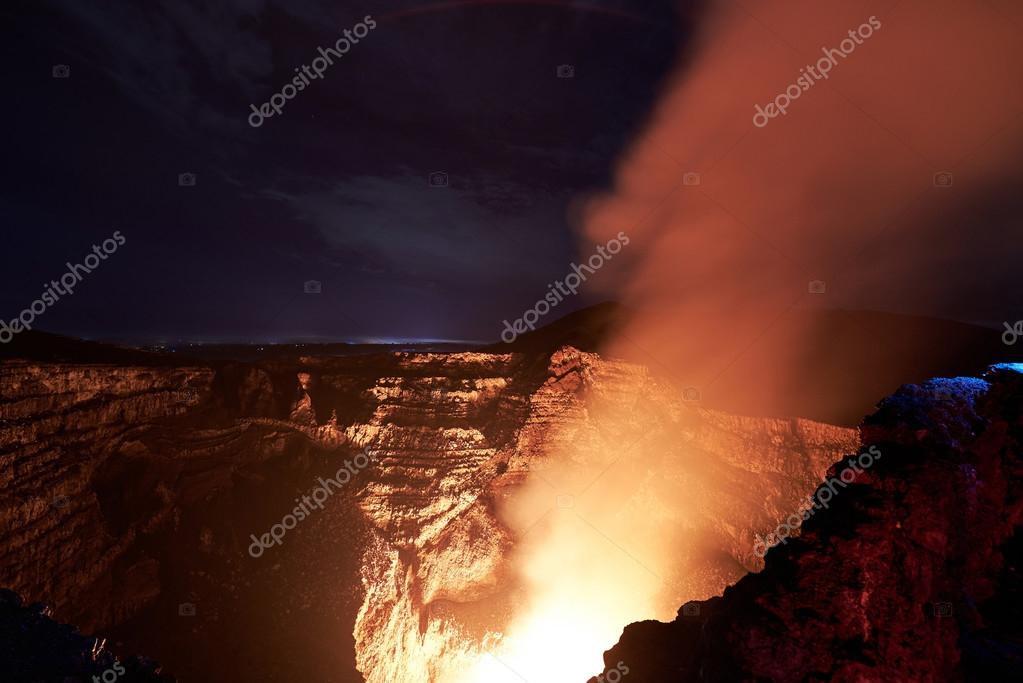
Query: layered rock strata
0,345,858,682
348,347,858,683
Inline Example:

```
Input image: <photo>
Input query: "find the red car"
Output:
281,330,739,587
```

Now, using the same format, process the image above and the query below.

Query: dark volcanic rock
592,363,1023,683
0,588,173,682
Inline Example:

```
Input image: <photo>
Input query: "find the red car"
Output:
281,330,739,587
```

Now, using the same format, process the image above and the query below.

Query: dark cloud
0,0,682,342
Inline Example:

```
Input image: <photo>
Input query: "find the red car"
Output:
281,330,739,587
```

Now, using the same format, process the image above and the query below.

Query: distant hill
483,301,628,355
0,332,479,365
489,304,1021,425
0,330,181,365
702,309,1021,425
4,305,1018,426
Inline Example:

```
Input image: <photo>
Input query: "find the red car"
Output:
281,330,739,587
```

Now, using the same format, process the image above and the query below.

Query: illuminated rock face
346,347,859,683
0,346,857,682
594,365,1023,683
0,362,215,630
0,357,343,637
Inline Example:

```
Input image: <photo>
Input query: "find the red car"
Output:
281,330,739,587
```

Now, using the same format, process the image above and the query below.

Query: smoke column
468,2,1023,681
580,0,1023,419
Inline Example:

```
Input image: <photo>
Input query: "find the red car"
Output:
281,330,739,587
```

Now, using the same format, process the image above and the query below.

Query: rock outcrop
348,347,858,683
0,343,857,682
0,356,364,681
0,588,174,682
0,362,213,630
592,364,1023,682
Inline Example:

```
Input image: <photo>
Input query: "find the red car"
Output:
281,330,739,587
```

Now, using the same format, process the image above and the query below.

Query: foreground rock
592,364,1023,682
0,589,174,682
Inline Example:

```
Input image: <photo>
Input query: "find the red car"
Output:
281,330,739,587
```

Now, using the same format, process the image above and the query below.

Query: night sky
1,0,693,343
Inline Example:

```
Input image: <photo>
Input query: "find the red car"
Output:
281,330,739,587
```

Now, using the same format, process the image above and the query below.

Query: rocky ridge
349,347,858,683
592,364,1023,682
0,344,857,682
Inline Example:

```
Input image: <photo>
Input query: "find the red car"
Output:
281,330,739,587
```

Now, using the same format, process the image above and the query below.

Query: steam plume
582,0,1023,415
